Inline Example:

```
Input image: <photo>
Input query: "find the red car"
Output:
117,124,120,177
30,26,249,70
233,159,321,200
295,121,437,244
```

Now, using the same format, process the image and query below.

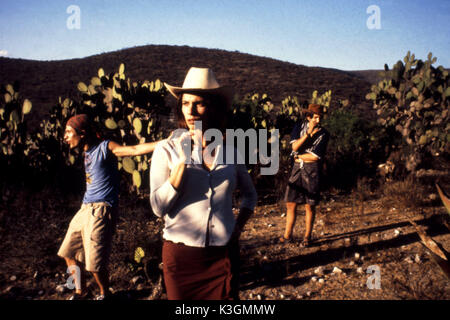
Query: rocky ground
0,187,449,300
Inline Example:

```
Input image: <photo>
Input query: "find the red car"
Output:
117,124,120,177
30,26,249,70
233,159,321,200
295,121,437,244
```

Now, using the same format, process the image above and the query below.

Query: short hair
66,114,98,139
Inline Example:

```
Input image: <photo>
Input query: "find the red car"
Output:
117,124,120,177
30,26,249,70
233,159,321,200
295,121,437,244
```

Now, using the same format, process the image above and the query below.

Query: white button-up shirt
150,136,257,248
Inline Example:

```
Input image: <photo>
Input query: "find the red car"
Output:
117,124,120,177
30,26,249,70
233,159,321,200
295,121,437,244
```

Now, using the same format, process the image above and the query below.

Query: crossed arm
291,124,320,162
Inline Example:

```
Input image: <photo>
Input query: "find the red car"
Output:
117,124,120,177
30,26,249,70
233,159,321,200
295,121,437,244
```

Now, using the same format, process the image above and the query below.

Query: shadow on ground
238,214,450,291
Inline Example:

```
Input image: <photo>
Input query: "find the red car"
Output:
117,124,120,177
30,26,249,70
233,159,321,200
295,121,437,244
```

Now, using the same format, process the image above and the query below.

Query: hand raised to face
307,114,322,136
174,131,195,164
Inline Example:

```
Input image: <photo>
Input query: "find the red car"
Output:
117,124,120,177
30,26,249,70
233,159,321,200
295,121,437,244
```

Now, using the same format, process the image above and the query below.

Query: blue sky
0,0,449,70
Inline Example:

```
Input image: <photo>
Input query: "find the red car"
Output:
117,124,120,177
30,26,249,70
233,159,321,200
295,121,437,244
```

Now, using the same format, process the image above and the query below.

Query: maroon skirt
162,240,232,300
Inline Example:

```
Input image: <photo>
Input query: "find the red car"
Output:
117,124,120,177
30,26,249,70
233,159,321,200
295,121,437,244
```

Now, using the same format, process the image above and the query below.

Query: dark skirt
285,161,321,205
162,240,232,300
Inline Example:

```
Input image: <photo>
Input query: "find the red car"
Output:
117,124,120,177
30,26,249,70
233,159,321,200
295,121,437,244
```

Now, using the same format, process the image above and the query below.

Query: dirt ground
0,187,449,300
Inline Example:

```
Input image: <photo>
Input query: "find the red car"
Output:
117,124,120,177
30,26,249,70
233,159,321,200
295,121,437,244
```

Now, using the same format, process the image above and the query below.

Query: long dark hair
175,92,229,133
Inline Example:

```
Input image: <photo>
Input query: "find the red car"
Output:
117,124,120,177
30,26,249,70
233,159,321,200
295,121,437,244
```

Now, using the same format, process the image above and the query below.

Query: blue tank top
82,140,119,207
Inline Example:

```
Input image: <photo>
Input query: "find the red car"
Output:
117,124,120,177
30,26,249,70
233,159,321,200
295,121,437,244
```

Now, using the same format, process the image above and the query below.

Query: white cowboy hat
164,67,233,102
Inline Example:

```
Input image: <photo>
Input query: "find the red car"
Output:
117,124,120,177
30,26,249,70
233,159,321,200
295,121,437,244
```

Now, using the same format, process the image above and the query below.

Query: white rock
414,254,421,263
354,253,361,260
404,256,413,264
131,276,143,285
10,276,17,281
357,267,364,274
314,266,324,275
332,267,342,274
311,276,318,282
280,294,285,299
349,261,355,266
306,291,311,297
249,293,253,299
281,213,286,218
4,286,14,293
55,284,69,294
318,278,325,284
394,229,401,236
257,294,262,300
136,283,145,291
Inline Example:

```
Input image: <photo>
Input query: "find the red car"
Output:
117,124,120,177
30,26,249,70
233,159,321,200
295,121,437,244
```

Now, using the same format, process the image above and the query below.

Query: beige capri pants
57,202,117,272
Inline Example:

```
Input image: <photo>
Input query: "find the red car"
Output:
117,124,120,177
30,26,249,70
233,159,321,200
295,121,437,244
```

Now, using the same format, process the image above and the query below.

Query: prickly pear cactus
310,89,332,112
26,63,169,192
366,52,450,172
75,63,168,191
0,82,32,159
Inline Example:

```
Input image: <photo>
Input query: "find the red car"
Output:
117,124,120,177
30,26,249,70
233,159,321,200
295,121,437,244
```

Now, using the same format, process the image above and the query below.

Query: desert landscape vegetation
0,45,449,300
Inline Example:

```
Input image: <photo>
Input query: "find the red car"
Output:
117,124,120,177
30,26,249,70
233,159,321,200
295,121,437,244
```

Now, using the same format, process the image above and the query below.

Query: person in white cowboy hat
149,67,257,300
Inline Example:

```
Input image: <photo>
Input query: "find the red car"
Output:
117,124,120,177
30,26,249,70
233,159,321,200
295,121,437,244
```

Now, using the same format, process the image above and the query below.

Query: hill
349,69,385,85
0,45,377,122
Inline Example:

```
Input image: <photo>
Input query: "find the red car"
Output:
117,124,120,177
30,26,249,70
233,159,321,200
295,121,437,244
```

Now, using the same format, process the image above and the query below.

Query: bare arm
291,120,321,152
297,152,319,162
291,134,309,152
108,141,158,157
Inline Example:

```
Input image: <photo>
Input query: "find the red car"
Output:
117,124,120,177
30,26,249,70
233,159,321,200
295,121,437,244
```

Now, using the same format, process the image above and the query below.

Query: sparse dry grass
0,181,448,300
381,176,428,211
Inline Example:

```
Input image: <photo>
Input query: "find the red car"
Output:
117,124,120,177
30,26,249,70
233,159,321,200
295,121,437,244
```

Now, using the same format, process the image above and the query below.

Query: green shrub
366,52,450,172
322,107,389,190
